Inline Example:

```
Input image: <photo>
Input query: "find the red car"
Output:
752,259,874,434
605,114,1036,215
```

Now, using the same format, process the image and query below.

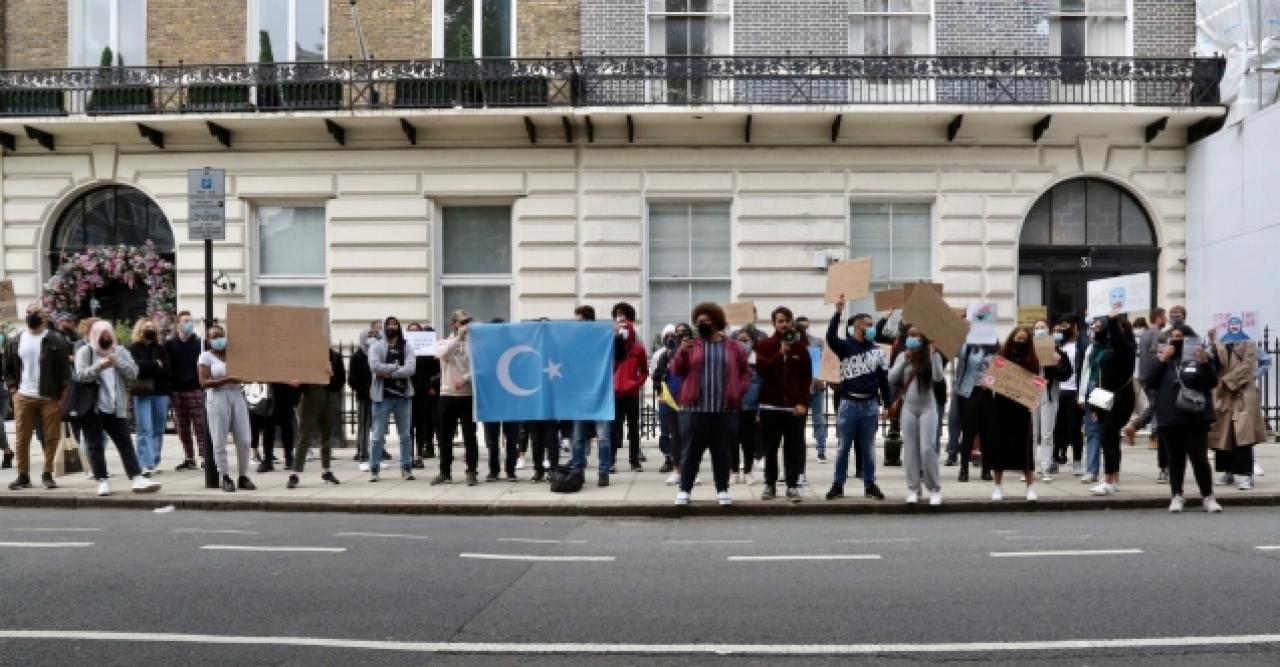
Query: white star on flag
544,360,563,380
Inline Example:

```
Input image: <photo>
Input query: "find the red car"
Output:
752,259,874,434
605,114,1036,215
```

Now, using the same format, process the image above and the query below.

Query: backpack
549,465,584,493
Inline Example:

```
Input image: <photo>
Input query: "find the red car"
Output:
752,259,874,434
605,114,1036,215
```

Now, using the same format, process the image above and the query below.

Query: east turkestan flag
470,321,616,423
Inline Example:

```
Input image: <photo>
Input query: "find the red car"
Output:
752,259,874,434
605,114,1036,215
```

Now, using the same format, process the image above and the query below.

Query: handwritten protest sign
1212,311,1260,343
903,284,969,360
724,302,757,326
1034,336,1058,367
982,356,1046,410
405,330,437,356
0,280,15,321
1087,272,1151,319
824,257,872,303
1018,305,1047,328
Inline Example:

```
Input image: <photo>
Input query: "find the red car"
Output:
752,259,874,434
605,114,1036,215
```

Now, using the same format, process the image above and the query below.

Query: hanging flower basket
42,240,176,331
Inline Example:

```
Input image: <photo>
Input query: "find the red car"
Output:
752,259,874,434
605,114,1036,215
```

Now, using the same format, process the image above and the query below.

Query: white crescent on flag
496,345,540,397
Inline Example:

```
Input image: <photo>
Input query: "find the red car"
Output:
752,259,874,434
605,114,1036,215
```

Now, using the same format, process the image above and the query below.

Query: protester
367,316,416,482
1144,325,1222,513
69,317,100,472
1086,311,1136,496
826,297,891,501
348,328,375,469
887,326,944,505
1127,308,1167,477
570,305,614,487
1030,319,1074,481
165,311,207,471
407,323,440,465
651,322,690,475
56,313,80,344
1208,327,1267,491
951,337,998,484
987,328,1042,502
245,382,271,464
434,310,480,486
731,326,763,486
258,382,299,472
288,346,345,489
755,306,813,502
794,316,828,463
197,324,256,493
1077,317,1104,483
0,327,12,470
74,320,160,496
611,302,647,473
128,317,171,476
3,305,72,490
669,302,749,506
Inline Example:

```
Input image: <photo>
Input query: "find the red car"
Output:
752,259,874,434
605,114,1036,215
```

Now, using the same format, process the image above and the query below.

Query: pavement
0,508,1279,665
1,428,1277,516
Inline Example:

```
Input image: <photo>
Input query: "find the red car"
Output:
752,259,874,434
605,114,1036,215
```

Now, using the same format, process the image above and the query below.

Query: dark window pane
1060,17,1086,57
444,0,474,57
1120,194,1154,245
148,201,176,251
1021,194,1052,245
82,188,115,247
666,16,689,55
687,17,707,55
56,201,86,251
481,0,512,57
1051,179,1086,245
1085,180,1120,245
115,189,153,247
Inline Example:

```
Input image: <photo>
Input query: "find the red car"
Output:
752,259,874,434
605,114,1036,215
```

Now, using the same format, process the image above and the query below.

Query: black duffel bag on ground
549,465,584,493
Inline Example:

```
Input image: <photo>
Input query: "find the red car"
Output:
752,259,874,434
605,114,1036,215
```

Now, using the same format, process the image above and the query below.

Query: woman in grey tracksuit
887,325,946,504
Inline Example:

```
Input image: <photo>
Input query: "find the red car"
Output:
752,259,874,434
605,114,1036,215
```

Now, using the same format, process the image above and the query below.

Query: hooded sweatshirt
73,320,139,418
367,316,416,402
437,325,473,397
613,321,648,397
346,328,375,402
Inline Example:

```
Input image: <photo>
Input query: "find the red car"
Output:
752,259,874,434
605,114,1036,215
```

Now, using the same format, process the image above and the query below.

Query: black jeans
437,395,479,476
1100,391,1135,476
731,409,758,473
679,411,732,493
413,394,437,457
760,410,805,489
611,394,642,467
1214,446,1255,475
484,421,520,476
82,412,142,481
1162,427,1213,498
960,391,993,475
262,406,296,466
662,406,685,469
1054,391,1083,463
527,421,561,475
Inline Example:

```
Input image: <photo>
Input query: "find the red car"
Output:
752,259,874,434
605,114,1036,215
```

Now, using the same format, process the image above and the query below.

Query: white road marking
496,538,587,544
200,545,346,553
174,529,259,535
7,528,101,533
1256,546,1280,551
728,555,881,562
664,539,755,544
839,537,919,544
6,630,1279,654
1003,535,1092,541
335,532,429,541
0,542,93,549
460,553,614,562
990,549,1143,558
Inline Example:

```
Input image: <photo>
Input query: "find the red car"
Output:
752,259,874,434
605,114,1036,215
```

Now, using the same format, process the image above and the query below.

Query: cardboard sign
225,303,330,385
1034,335,1058,367
824,257,872,303
0,280,15,321
902,284,969,360
724,301,757,326
874,288,904,312
1087,272,1151,319
405,330,437,357
965,303,1000,346
1018,305,1048,328
982,356,1046,411
903,282,944,299
1212,311,1260,344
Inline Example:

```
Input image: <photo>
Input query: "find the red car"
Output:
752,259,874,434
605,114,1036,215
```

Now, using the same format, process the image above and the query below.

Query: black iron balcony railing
0,55,1225,117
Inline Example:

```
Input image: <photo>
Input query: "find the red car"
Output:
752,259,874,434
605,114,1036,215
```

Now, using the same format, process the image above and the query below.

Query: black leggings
612,395,642,467
1162,427,1213,498
413,395,437,457
82,412,142,481
1214,446,1255,476
485,421,520,476
959,391,992,475
1054,391,1083,463
760,410,804,488
731,409,757,473
262,409,295,465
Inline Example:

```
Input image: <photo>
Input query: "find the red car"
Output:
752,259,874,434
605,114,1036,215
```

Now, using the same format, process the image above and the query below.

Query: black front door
1020,247,1160,325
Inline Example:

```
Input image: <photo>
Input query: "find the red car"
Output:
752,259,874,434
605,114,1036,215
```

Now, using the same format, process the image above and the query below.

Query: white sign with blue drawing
1086,272,1151,319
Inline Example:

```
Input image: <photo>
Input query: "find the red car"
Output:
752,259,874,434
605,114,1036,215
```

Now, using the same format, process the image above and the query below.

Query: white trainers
929,492,943,506
130,476,160,493
666,473,680,486
1255,463,1264,476
515,456,526,470
1204,496,1223,513
798,474,808,487
675,491,690,506
744,473,756,486
1081,474,1099,484
1168,495,1185,513
358,462,371,473
96,480,110,496
1038,473,1053,483
1238,476,1254,491
717,491,732,506
1026,487,1038,502
1090,482,1115,496
991,486,1004,502
905,491,919,505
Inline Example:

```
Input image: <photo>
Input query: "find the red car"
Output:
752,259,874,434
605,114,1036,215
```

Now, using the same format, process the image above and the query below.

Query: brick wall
936,0,1050,56
149,0,245,64
330,0,430,61
6,0,67,69
1134,0,1194,57
519,0,580,56
581,0,645,55
734,0,845,55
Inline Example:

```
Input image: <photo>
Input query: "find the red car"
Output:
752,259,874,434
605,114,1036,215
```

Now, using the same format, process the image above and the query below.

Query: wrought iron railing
0,55,1225,117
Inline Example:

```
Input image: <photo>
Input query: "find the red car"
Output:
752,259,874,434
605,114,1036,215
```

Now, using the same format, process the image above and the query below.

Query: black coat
347,347,371,402
327,348,346,393
411,354,441,398
127,341,172,396
1143,357,1218,432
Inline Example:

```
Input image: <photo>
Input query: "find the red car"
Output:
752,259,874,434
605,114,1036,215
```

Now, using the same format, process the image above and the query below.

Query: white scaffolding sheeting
1197,0,1280,120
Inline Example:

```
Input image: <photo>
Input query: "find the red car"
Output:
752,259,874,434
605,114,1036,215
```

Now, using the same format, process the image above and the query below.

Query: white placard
405,331,437,357
1087,272,1151,319
965,303,999,346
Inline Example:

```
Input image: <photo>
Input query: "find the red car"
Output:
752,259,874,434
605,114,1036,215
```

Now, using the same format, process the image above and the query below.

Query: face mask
210,338,227,352
665,337,677,350
26,313,43,329
618,328,629,341
1012,340,1029,352
385,327,400,339
98,336,113,349
905,336,922,350
1053,332,1064,343
1171,340,1184,357
143,330,157,342
1170,316,1184,327
1034,328,1049,338
181,321,194,335
697,322,713,338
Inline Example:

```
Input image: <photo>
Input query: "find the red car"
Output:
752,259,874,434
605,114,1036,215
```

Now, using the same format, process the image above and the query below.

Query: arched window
1020,178,1154,247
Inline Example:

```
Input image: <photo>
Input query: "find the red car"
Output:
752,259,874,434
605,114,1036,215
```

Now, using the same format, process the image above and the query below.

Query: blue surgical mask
905,336,922,350
1034,328,1049,338
210,338,227,352
181,322,194,335
1054,332,1064,343
1169,316,1184,327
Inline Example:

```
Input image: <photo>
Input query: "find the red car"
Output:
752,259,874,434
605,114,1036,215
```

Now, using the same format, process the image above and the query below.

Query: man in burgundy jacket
754,306,815,501
611,302,648,472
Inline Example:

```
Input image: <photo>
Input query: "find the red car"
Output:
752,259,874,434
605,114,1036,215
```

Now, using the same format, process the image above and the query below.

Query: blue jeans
1085,409,1102,476
371,397,414,472
570,421,613,474
657,403,674,460
834,398,879,488
133,394,170,470
809,390,827,454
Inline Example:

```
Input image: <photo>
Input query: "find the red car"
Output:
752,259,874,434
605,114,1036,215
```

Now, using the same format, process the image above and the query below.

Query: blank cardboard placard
824,257,872,303
981,356,1045,411
724,301,757,326
874,288,904,312
903,282,945,299
902,284,969,360
1034,336,1057,367
225,303,330,385
0,280,16,321
1018,305,1048,328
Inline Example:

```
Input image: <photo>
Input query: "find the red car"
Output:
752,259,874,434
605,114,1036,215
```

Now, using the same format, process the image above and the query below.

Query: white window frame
247,0,330,62
250,201,329,306
846,0,936,56
644,0,735,55
847,200,936,289
643,197,735,342
434,201,515,326
68,0,147,67
431,0,519,58
1048,0,1133,58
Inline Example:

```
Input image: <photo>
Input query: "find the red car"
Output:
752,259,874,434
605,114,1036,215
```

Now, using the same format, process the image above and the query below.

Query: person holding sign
1030,320,1073,482
985,328,1043,502
1144,325,1221,512
197,324,257,494
1083,311,1137,496
886,326,945,505
825,296,891,502
1207,327,1267,491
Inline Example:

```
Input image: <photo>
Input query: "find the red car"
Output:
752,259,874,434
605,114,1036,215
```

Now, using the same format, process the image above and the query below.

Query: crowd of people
0,298,1269,512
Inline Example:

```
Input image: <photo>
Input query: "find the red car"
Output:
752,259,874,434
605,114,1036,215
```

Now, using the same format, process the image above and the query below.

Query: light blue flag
470,321,616,423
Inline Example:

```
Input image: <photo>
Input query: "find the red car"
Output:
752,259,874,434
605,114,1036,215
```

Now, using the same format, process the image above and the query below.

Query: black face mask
1171,340,1185,358
26,313,43,329
1011,341,1029,355
98,337,112,349
697,322,714,338
385,327,400,339
1059,329,1074,341
143,330,157,342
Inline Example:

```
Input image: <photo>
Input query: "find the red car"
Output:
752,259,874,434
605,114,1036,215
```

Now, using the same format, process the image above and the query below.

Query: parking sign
188,167,226,241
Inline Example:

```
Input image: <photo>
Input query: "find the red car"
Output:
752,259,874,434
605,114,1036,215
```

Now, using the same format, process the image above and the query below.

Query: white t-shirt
1060,340,1079,392
97,359,118,413
198,350,238,393
17,330,46,398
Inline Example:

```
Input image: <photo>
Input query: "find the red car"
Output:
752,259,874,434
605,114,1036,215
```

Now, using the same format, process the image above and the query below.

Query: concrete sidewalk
2,431,1276,516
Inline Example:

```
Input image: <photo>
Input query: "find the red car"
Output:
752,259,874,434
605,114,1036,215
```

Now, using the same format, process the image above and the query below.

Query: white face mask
618,328,629,340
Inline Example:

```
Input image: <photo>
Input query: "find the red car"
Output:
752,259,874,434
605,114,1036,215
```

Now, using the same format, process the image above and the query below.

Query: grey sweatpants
902,403,941,494
207,388,251,479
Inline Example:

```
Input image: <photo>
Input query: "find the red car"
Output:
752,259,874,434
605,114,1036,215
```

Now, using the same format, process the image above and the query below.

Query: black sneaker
257,462,274,474
271,456,281,464
8,473,31,490
287,474,300,489
609,465,617,474
505,472,518,481
817,453,828,463
412,459,426,469
1,450,13,469
659,460,673,474
761,485,777,500
944,454,957,467
599,473,610,487
466,472,478,487
864,484,885,500
401,467,416,481
322,471,340,485
958,470,970,483
485,473,499,482
381,452,392,461
41,472,57,489
981,470,993,482
825,484,845,500
531,471,546,483
238,476,256,491
854,470,863,480
174,459,197,471
430,474,452,486
221,476,236,493
630,464,643,472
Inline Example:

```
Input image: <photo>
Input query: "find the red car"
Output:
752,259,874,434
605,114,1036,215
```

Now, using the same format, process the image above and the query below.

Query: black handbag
60,380,99,422
549,466,584,493
1174,365,1207,414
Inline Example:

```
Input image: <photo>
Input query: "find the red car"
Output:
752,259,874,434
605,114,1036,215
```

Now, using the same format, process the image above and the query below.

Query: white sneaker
96,480,110,496
358,462,371,473
675,491,690,506
717,491,732,506
130,476,160,493
991,486,1004,502
515,457,526,470
1038,473,1053,483
665,473,680,486
1071,462,1083,476
1238,476,1254,491
1254,463,1264,476
1026,487,1038,502
1090,482,1115,496
1081,474,1099,484
1168,495,1185,513
84,472,95,480
798,474,808,487
1020,475,1027,483
744,473,756,486
695,476,703,486
1204,496,1223,513
905,491,919,505
929,492,943,506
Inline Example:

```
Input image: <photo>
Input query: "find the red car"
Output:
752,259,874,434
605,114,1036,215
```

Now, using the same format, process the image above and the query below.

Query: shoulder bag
1174,364,1207,414
886,373,913,421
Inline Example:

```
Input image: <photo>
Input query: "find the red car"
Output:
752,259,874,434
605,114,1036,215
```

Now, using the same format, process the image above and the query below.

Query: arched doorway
1017,178,1158,325
47,185,176,324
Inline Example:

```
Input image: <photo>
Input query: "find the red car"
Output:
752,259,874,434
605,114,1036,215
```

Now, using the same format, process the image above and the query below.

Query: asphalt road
0,508,1278,666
